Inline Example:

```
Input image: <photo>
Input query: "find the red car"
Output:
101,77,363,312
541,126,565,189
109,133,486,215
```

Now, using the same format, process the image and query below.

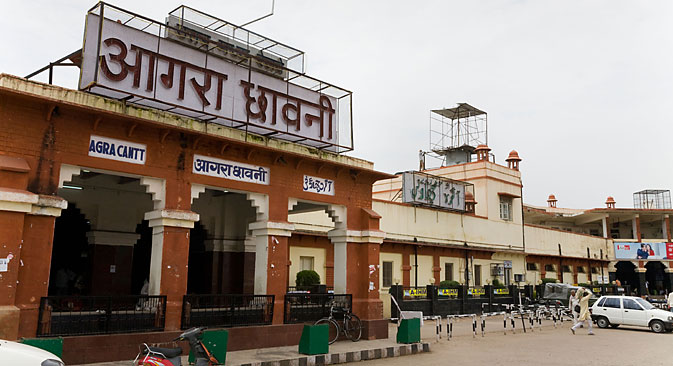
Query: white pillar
326,204,347,294
632,216,638,240
602,216,609,239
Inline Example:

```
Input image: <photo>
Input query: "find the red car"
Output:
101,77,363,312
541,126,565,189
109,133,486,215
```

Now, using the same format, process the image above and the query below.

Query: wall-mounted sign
88,135,147,165
493,288,510,295
403,288,427,298
468,288,485,297
192,154,269,185
79,8,352,152
438,288,459,297
614,242,673,260
303,175,334,196
504,260,513,269
401,171,470,212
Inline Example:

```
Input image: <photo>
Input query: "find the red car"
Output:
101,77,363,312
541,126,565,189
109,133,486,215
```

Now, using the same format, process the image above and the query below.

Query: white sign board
88,135,147,165
79,14,339,148
0,258,8,272
302,175,334,196
193,154,269,185
402,171,467,211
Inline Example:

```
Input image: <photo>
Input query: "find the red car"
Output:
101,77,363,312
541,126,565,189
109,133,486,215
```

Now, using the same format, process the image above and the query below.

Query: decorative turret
605,196,616,209
506,150,521,171
474,144,491,162
547,194,557,208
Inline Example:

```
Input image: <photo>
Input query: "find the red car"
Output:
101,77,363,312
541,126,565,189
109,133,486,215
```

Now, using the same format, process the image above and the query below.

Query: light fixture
62,185,83,190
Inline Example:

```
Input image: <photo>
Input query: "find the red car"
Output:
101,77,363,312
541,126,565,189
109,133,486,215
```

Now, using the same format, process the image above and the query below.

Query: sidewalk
73,316,564,366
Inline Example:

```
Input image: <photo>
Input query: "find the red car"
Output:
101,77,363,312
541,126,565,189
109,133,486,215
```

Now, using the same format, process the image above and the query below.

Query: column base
0,305,20,340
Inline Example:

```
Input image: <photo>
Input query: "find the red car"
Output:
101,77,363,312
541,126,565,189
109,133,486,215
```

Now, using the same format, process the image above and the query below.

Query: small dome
506,150,521,161
548,194,557,201
475,144,491,152
606,196,616,204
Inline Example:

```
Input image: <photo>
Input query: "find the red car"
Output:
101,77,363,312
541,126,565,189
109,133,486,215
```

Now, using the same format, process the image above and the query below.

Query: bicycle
314,302,362,344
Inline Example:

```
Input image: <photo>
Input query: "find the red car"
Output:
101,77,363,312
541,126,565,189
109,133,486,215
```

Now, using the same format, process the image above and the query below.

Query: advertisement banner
614,242,673,260
401,171,469,211
403,288,427,298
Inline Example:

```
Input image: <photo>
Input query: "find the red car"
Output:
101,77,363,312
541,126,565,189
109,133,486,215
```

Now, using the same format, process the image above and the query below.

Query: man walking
569,289,580,326
571,288,594,335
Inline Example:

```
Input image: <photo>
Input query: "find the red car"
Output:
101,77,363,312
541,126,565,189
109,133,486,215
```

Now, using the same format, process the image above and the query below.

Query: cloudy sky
2,1,672,209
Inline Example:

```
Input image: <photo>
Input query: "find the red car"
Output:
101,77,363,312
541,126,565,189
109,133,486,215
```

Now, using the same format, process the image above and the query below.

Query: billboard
78,5,352,152
401,171,471,212
614,242,673,260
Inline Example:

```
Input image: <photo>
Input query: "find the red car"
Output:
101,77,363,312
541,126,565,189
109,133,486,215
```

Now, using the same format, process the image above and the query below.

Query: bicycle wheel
314,318,340,344
345,314,362,342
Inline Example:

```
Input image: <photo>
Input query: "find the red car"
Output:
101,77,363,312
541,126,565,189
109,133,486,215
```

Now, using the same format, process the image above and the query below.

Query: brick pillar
432,254,441,286
402,254,411,287
0,209,28,340
145,209,199,331
16,196,67,338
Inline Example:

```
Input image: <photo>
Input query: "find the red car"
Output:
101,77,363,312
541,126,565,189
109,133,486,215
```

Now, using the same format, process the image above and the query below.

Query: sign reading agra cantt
78,7,352,152
88,135,147,165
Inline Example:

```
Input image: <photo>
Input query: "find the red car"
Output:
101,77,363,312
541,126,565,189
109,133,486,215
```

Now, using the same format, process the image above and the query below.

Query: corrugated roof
432,103,486,119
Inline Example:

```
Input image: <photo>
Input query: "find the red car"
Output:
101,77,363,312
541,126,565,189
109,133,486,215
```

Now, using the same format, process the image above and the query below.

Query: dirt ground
359,317,671,366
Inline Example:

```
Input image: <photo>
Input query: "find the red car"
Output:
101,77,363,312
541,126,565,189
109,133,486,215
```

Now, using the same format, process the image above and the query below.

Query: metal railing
37,295,166,337
181,294,274,329
284,293,352,324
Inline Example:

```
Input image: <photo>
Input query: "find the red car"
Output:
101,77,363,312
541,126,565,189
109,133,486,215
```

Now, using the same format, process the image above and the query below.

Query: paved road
358,319,670,366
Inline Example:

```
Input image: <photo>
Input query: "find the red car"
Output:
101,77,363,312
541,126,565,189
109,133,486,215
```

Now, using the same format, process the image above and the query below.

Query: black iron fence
284,293,352,324
390,285,521,318
37,295,166,337
181,294,274,329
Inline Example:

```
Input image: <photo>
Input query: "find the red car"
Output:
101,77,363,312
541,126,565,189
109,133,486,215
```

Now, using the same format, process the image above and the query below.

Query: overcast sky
2,0,672,209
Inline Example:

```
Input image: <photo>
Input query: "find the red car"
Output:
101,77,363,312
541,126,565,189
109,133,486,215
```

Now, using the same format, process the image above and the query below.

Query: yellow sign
403,288,427,297
493,288,510,295
468,288,485,296
438,288,459,297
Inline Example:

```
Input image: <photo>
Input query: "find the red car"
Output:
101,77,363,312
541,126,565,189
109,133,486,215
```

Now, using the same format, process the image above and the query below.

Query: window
526,263,538,271
577,266,586,273
562,265,571,273
382,261,393,288
544,264,556,272
444,263,454,281
603,297,621,308
591,267,599,274
499,197,513,221
623,298,643,310
596,298,606,307
300,256,314,271
474,265,482,286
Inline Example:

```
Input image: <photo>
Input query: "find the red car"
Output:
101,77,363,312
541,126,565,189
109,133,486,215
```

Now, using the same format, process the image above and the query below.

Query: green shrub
439,280,461,288
541,278,557,284
492,279,506,288
296,270,321,287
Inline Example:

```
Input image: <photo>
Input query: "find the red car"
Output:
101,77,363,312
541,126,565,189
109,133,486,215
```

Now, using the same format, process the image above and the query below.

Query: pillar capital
30,195,67,217
0,187,38,214
328,229,385,244
144,209,199,229
248,220,294,237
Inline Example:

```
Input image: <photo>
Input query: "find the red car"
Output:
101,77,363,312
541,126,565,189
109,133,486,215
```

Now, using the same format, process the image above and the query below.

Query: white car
591,295,673,333
0,340,65,366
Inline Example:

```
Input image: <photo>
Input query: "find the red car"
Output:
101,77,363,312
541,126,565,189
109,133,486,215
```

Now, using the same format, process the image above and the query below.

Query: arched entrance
645,261,666,295
48,204,91,295
615,261,637,292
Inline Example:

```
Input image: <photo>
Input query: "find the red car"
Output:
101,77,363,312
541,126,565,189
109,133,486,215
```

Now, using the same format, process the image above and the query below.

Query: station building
0,4,391,363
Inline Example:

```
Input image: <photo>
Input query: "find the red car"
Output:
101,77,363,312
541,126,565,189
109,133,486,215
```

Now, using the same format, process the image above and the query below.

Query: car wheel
609,324,619,328
650,320,665,333
596,317,610,329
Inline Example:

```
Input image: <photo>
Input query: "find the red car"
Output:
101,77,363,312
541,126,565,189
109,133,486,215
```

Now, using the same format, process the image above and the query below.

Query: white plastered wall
288,246,326,286
409,254,434,287
379,252,403,318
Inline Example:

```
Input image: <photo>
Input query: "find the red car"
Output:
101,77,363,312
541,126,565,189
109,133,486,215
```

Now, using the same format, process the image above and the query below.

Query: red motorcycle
133,327,219,366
